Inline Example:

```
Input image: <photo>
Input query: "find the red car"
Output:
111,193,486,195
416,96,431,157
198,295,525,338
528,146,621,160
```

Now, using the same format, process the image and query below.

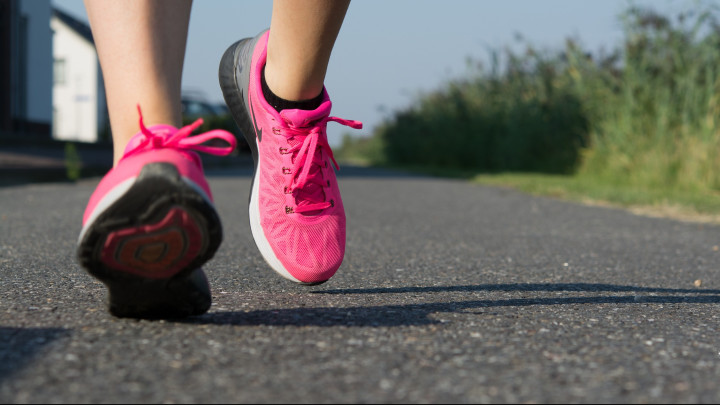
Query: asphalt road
1,166,720,403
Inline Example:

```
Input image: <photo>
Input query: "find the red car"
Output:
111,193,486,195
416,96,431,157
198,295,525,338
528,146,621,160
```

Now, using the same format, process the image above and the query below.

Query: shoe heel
78,162,222,318
219,38,258,160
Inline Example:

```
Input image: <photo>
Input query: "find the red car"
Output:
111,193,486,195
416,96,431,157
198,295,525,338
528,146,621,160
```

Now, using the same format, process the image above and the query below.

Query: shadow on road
314,283,720,295
0,327,70,382
184,283,720,328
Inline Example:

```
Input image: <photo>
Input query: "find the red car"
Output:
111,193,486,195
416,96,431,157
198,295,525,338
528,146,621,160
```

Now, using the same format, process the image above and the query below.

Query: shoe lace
280,115,362,214
124,105,237,159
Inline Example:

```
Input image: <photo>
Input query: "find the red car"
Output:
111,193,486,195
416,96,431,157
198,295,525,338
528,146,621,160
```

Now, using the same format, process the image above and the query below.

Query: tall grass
357,43,591,174
340,5,720,192
577,6,720,191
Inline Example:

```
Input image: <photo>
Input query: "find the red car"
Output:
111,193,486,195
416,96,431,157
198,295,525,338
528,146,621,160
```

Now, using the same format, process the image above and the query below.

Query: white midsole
78,177,136,244
248,158,303,283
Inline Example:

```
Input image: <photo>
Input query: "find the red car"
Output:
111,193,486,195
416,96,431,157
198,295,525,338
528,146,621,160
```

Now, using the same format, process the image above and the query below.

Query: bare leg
84,0,192,165
265,0,351,101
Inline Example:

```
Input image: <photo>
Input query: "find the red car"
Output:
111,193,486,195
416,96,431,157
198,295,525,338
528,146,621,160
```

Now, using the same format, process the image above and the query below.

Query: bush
343,4,720,192
578,6,720,191
375,46,591,174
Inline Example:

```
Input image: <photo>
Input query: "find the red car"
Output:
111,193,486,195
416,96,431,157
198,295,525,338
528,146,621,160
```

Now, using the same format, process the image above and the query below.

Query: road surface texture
1,166,719,403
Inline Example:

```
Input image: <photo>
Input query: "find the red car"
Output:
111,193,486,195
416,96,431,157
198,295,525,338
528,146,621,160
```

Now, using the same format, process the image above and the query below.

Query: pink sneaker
77,107,236,318
219,31,362,285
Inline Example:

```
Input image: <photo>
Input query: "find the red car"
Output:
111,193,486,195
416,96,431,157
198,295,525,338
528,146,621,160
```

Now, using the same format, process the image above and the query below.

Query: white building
0,0,53,139
51,7,107,143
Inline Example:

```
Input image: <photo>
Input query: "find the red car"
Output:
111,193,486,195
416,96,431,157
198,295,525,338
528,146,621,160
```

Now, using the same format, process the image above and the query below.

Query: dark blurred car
181,97,248,153
182,98,226,119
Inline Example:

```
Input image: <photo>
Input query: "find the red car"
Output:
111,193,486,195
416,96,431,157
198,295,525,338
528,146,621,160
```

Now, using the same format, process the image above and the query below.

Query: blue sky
53,0,676,145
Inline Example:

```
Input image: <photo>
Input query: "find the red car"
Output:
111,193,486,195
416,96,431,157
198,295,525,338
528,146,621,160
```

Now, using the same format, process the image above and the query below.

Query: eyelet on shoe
285,206,294,214
284,186,293,194
330,199,335,207
272,127,282,135
325,161,328,168
326,180,330,186
282,167,292,174
279,147,288,154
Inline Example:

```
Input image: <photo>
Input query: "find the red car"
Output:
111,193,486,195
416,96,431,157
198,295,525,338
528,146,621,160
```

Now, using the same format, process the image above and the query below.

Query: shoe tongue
279,100,333,216
279,99,332,128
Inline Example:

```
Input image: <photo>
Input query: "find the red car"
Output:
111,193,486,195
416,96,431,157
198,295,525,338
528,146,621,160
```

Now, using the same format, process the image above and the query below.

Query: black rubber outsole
77,163,222,319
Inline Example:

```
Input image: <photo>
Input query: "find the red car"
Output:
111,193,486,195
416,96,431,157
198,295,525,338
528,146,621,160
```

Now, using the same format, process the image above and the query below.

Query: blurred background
2,0,665,145
5,0,720,218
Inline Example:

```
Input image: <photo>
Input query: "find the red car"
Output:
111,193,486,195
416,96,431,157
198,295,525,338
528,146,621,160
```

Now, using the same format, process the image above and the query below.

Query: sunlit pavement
1,167,719,403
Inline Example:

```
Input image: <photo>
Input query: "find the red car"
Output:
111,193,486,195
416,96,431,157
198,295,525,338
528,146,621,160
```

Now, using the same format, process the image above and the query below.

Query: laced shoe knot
123,105,238,160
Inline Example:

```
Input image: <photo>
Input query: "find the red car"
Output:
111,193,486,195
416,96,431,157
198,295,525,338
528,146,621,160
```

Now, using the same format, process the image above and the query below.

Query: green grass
64,142,82,181
336,158,720,222
473,172,720,222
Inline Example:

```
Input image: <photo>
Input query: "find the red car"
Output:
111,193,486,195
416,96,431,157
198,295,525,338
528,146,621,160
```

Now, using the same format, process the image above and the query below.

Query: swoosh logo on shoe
249,95,262,143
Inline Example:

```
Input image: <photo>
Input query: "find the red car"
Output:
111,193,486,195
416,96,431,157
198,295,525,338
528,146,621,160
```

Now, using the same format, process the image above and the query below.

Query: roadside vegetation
336,5,720,221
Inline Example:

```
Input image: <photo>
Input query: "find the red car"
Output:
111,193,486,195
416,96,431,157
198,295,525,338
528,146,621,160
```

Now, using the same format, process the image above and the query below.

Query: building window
54,58,66,85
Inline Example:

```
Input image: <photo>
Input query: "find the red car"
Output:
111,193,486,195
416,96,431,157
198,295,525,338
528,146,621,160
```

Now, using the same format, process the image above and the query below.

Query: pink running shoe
219,31,362,285
77,107,236,318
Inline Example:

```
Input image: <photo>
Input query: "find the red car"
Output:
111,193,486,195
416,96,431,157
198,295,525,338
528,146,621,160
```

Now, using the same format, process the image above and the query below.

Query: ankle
262,56,326,101
261,67,324,112
109,106,181,165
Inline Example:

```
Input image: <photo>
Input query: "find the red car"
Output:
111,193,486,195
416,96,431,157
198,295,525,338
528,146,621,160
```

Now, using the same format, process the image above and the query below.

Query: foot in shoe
219,31,362,285
77,107,236,319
